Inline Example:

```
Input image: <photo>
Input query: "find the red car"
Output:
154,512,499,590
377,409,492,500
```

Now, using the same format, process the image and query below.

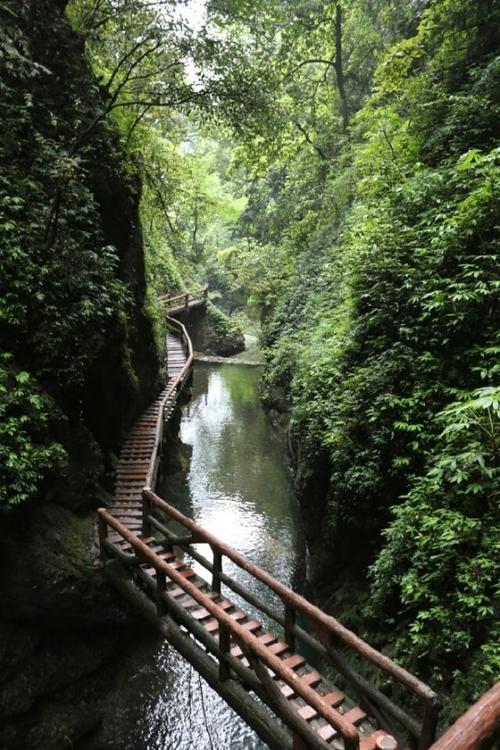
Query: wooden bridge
97,289,499,750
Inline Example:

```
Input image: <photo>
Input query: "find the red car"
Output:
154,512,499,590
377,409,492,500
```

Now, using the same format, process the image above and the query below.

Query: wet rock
0,503,129,628
0,623,145,750
0,623,41,684
174,304,245,357
0,631,114,720
22,704,101,750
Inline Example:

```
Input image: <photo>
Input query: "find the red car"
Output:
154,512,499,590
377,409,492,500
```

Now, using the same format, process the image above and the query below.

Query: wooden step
282,653,306,670
267,641,289,657
297,691,344,721
241,619,261,633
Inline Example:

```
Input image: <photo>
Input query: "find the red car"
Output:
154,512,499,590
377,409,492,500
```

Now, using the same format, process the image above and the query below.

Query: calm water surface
94,363,304,750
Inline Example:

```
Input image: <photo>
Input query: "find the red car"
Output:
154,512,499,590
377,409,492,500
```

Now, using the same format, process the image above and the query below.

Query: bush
0,354,67,512
369,387,500,701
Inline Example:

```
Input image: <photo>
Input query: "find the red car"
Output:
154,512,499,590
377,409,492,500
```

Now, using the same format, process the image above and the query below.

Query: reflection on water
180,365,301,588
91,363,304,750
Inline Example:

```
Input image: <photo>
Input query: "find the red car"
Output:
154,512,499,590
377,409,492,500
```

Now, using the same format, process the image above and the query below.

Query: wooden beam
427,682,500,750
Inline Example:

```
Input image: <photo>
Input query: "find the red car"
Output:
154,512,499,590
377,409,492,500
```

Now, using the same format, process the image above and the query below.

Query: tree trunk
334,3,349,132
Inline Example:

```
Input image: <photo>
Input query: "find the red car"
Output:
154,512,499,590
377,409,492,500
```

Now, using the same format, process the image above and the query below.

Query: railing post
98,510,108,561
203,284,208,302
212,549,222,594
156,569,168,617
219,624,231,681
142,489,152,536
419,701,439,750
184,292,189,309
284,603,296,651
292,735,307,750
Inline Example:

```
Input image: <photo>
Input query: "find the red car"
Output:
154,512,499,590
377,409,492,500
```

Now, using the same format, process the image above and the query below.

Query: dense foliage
66,0,250,342
198,0,499,719
370,387,499,700
0,0,158,511
2,0,498,725
0,354,67,509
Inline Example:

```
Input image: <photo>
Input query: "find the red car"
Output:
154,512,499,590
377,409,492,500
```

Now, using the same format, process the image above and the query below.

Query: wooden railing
427,682,499,750
98,507,362,750
97,292,498,750
137,491,439,750
144,314,193,492
160,285,208,311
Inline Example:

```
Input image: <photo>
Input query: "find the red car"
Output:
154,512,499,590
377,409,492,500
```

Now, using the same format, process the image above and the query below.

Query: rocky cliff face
176,304,245,357
0,2,160,746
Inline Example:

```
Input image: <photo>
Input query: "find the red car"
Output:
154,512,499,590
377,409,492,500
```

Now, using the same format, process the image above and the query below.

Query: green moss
34,504,93,582
206,301,241,338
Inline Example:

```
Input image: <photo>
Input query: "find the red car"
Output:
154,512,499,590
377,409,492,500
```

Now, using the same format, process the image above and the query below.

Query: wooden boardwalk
97,292,439,750
108,330,188,539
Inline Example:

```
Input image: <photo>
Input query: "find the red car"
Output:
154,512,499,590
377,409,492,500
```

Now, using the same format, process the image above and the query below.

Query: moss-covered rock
176,302,245,357
0,0,160,508
0,502,128,627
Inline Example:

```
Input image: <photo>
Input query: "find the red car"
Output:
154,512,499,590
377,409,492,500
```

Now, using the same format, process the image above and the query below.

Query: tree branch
108,90,209,111
105,36,158,94
292,119,327,161
126,60,183,84
281,56,336,86
125,104,153,145
334,4,349,131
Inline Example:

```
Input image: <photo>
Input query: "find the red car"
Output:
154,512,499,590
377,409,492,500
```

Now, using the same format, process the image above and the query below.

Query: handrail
97,508,361,750
142,511,422,742
427,682,500,750
144,314,193,489
166,313,194,363
102,288,497,750
160,285,208,309
143,489,439,747
144,491,434,697
106,291,435,749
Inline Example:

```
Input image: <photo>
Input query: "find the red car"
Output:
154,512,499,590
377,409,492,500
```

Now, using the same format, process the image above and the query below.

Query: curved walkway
106,322,191,542
98,293,438,750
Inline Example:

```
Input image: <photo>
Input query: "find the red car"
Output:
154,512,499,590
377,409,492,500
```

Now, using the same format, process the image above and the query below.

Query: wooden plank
204,618,220,633
258,633,278,646
229,610,247,622
298,705,318,721
321,691,345,707
268,641,290,657
191,609,213,624
241,619,262,633
360,731,397,750
301,671,322,688
282,654,306,670
298,692,344,722
317,723,338,742
344,707,367,725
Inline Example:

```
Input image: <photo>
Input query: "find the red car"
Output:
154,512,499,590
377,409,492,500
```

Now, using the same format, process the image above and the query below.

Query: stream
90,361,305,749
